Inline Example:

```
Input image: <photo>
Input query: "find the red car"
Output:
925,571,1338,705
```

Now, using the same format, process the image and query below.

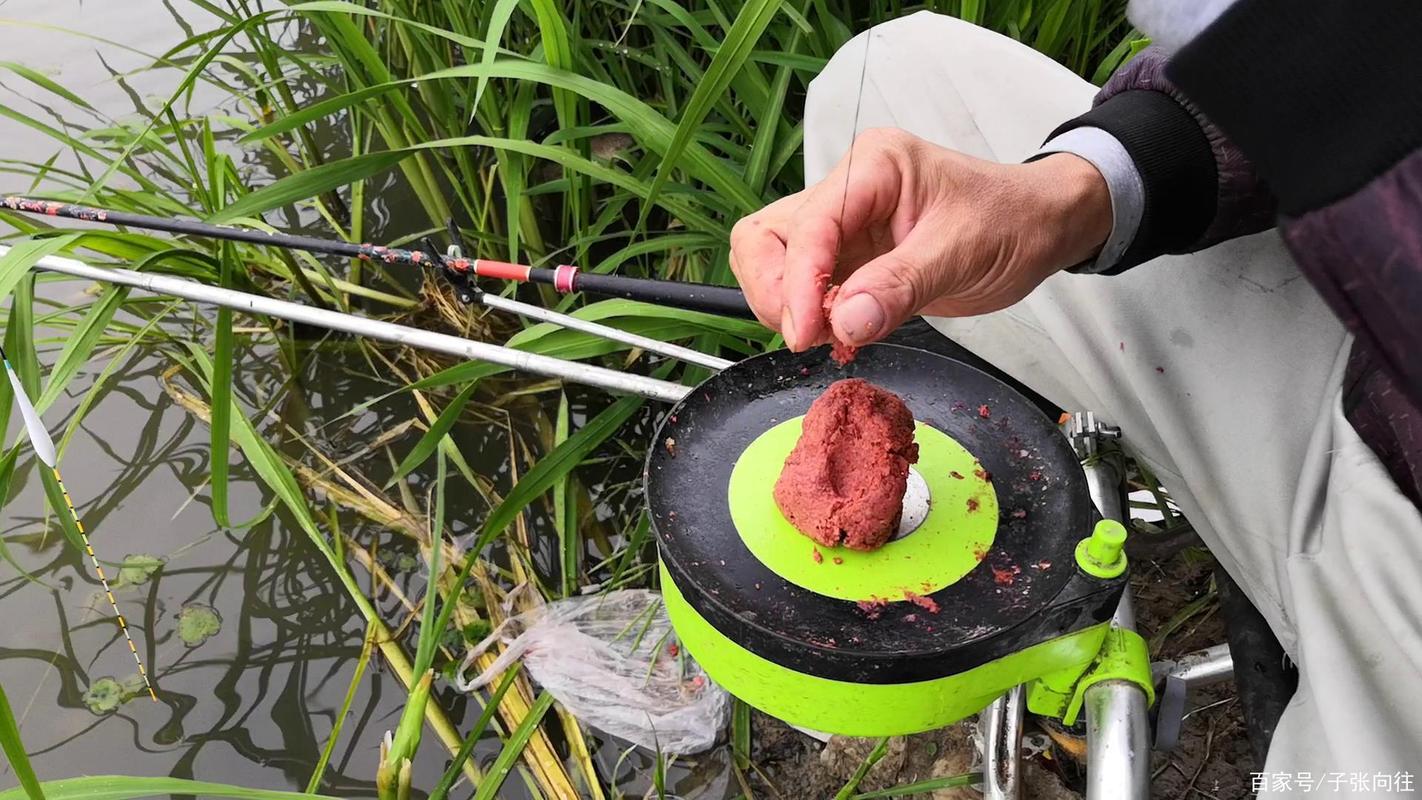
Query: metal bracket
422,219,481,305
1067,411,1121,460
1150,643,1234,752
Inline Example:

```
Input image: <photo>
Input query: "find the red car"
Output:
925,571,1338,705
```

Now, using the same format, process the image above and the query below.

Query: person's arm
1164,0,1422,409
1036,45,1277,275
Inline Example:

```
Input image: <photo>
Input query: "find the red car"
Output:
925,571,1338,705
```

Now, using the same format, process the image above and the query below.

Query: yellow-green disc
727,417,998,601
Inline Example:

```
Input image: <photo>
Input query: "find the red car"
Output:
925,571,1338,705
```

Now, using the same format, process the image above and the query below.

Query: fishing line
1,346,157,702
836,26,874,251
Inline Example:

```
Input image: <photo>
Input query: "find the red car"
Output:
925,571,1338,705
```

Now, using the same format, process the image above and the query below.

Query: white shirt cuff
1034,127,1145,274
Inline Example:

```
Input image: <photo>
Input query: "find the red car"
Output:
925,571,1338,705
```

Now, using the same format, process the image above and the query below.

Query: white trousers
803,12,1422,796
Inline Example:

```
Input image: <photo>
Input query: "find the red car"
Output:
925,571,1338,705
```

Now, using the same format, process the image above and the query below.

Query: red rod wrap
554,265,579,293
472,259,532,282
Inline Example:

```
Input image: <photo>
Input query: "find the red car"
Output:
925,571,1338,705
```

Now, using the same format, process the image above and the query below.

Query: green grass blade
0,777,338,800
553,392,578,597
287,0,486,49
413,451,447,675
744,10,802,195
640,0,783,220
427,664,522,800
305,621,376,793
209,240,237,528
833,737,890,800
35,285,130,413
207,151,410,224
238,84,395,144
732,700,751,770
504,298,767,349
472,0,522,116
0,61,94,111
386,380,479,488
848,774,980,799
0,236,80,307
476,393,645,551
38,468,85,552
0,682,46,799
2,273,38,434
470,691,556,800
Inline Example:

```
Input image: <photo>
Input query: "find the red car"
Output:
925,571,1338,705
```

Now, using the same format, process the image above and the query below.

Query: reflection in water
0,2,731,797
1,349,454,794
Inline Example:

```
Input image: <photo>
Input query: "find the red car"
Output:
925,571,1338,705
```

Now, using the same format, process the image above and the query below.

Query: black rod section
0,196,755,319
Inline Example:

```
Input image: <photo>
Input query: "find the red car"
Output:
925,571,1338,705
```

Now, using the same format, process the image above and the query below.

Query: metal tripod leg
983,685,1025,799
1076,414,1152,799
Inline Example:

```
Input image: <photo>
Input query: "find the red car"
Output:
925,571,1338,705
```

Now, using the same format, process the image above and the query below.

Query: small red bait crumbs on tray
856,598,888,619
992,564,1021,587
903,591,941,614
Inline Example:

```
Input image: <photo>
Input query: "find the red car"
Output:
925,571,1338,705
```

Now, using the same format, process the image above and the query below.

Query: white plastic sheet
456,589,728,754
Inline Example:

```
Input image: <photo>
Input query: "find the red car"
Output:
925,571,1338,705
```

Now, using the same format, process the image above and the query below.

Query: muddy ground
745,545,1256,799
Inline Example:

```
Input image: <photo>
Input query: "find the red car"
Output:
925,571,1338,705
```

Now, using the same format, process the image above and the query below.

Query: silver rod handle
479,293,732,372
13,248,693,404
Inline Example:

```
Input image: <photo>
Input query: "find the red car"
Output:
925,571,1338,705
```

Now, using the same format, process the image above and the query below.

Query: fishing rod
0,196,756,320
7,246,698,403
1,347,157,702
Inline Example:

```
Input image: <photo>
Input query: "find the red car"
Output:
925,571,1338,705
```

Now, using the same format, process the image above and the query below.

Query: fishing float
2,346,157,702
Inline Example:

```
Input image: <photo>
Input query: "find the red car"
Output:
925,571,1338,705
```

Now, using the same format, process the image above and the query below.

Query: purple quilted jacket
1056,0,1422,505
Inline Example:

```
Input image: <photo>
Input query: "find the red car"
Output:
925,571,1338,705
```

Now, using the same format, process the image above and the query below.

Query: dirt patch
747,713,1076,799
1134,549,1255,799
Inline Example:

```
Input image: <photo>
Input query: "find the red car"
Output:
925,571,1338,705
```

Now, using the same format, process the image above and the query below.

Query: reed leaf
0,682,45,800
641,0,783,219
0,778,338,800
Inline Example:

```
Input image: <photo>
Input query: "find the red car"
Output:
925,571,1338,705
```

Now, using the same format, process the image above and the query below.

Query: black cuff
1048,90,1217,275
1168,0,1422,216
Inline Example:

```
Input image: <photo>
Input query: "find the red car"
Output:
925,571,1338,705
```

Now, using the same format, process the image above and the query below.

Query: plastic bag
455,589,728,754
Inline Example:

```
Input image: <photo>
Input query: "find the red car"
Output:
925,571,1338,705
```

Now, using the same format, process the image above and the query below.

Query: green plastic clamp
1026,625,1155,726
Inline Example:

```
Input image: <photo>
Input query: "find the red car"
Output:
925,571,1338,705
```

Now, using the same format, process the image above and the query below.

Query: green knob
1076,519,1128,579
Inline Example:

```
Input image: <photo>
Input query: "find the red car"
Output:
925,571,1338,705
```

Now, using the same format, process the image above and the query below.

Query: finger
778,186,841,350
828,224,947,346
730,196,797,329
781,130,906,350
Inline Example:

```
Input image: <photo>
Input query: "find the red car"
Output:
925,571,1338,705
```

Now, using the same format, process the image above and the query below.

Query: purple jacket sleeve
1051,0,1422,503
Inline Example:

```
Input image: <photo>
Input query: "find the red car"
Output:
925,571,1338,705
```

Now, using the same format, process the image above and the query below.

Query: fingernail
780,307,797,350
836,293,886,344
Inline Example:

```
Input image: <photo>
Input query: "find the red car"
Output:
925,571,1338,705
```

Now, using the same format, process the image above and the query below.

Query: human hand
729,128,1112,351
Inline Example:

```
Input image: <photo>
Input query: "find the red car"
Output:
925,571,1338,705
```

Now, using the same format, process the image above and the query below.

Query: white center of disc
892,467,931,540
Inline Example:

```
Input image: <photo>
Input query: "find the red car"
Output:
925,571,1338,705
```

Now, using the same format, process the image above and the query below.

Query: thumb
828,244,941,346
